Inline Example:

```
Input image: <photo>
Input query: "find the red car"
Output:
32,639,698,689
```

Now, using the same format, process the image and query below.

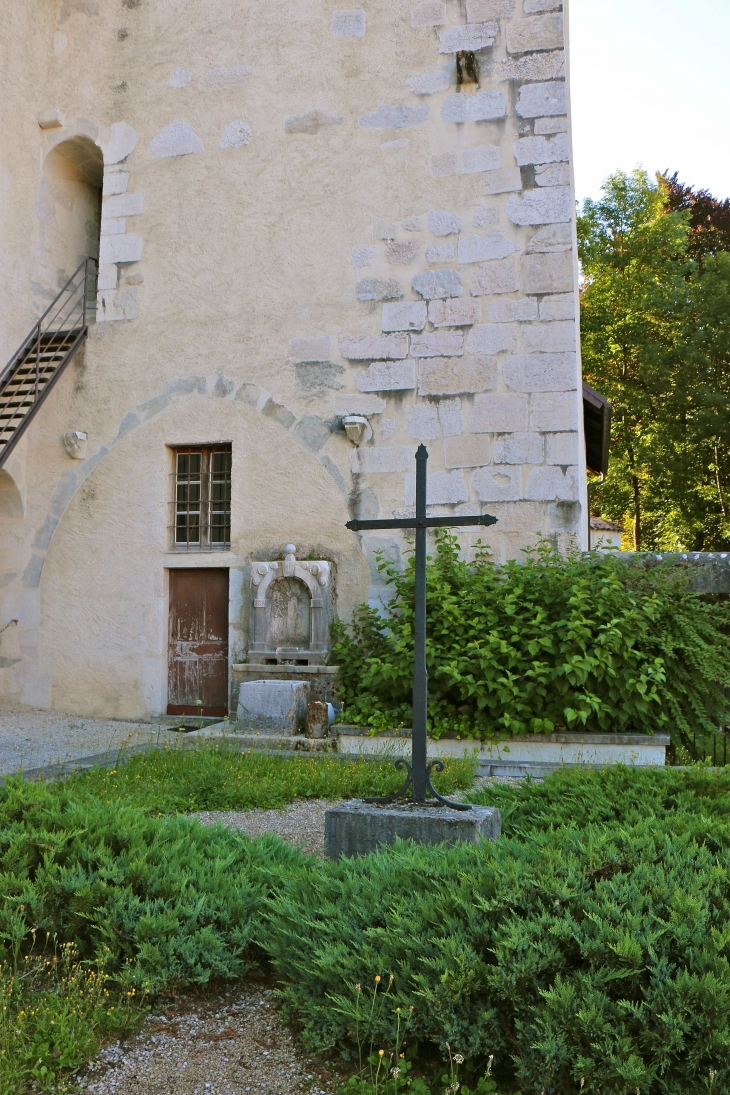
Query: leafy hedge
332,536,730,747
6,767,730,1092
267,769,730,1094
0,779,301,993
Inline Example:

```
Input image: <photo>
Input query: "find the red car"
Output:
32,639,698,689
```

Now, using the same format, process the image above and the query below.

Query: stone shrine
249,546,334,666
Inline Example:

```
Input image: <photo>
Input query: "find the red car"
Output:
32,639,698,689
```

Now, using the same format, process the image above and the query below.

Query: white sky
568,0,730,205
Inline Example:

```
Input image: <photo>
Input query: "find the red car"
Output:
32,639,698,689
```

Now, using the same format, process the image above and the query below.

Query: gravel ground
77,983,338,1095
0,703,188,775
190,799,339,854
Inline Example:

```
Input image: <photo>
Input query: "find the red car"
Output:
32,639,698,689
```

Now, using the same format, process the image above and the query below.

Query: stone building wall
0,0,585,717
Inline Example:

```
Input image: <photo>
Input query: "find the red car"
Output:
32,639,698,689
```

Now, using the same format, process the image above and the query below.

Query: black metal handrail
0,258,97,467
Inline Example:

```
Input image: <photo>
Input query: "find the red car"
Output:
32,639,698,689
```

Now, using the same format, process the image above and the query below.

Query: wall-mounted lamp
343,415,370,445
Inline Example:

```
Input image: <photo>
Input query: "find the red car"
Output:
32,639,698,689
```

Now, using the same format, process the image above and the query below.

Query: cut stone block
527,224,572,253
506,14,564,54
428,209,461,236
410,330,463,358
535,162,571,187
418,356,497,395
458,231,518,265
471,257,519,296
444,434,492,468
515,81,567,118
460,146,501,174
466,0,515,18
382,301,427,332
334,394,386,416
472,464,522,501
101,121,139,165
484,167,523,196
220,120,253,149
491,50,565,82
355,278,404,302
507,187,572,226
503,352,577,392
102,167,129,196
535,116,568,134
529,390,579,431
486,297,538,322
525,464,580,501
519,321,576,354
352,445,417,474
429,298,481,327
405,403,441,440
340,334,409,360
99,233,143,264
412,269,463,299
521,251,574,295
524,0,562,9
237,680,309,734
356,360,416,391
306,700,331,738
545,431,579,465
439,397,463,436
385,241,421,265
465,323,518,355
148,120,203,158
469,392,528,432
324,801,501,858
439,22,498,53
513,134,569,166
405,470,468,505
493,431,543,464
96,287,138,322
102,192,143,218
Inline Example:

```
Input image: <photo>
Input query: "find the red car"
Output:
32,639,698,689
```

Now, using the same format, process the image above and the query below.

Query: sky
568,0,730,207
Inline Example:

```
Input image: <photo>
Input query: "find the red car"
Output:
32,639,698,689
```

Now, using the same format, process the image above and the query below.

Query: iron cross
346,443,497,809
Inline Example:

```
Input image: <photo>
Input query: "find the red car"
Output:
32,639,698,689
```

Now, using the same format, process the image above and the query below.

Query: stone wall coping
335,726,670,747
233,664,340,675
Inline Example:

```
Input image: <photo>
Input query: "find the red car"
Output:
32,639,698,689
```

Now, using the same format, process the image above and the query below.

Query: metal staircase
0,258,97,468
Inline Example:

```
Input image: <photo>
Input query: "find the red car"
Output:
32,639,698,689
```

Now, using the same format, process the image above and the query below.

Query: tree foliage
578,170,730,550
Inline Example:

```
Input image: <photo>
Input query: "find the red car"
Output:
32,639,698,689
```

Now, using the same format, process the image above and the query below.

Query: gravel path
190,799,339,855
77,983,337,1095
0,703,189,775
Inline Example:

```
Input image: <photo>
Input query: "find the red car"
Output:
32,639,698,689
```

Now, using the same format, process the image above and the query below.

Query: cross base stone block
324,800,501,858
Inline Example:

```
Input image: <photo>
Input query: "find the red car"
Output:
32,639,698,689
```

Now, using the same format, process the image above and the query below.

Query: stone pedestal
324,800,501,859
236,679,309,734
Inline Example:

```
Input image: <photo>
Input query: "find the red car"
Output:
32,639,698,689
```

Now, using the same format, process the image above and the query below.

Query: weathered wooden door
167,568,229,717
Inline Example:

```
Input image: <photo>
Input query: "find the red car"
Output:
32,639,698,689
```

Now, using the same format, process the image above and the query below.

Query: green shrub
332,535,730,748
61,745,475,813
0,778,302,994
265,808,730,1093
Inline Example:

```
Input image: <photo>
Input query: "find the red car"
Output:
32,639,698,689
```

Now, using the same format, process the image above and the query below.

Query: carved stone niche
248,544,334,665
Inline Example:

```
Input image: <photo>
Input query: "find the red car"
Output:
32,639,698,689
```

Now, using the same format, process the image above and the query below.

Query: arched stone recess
34,117,142,322
30,376,358,717
24,374,348,592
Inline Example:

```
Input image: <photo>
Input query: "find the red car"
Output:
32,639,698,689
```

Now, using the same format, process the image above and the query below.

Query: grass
57,743,477,813
0,939,146,1094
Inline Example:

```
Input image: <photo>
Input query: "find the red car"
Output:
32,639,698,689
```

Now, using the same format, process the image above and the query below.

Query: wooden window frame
170,444,231,552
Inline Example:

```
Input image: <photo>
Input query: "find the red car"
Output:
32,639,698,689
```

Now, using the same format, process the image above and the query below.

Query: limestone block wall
0,0,585,716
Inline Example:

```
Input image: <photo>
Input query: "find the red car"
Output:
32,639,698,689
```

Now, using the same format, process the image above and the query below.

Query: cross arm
346,515,498,531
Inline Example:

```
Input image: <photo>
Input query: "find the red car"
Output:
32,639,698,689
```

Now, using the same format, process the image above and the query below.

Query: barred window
171,445,231,550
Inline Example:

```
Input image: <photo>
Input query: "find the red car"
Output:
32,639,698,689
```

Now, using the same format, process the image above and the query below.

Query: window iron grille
170,445,231,551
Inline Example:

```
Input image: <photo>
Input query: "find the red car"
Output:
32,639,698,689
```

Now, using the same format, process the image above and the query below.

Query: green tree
578,170,730,550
